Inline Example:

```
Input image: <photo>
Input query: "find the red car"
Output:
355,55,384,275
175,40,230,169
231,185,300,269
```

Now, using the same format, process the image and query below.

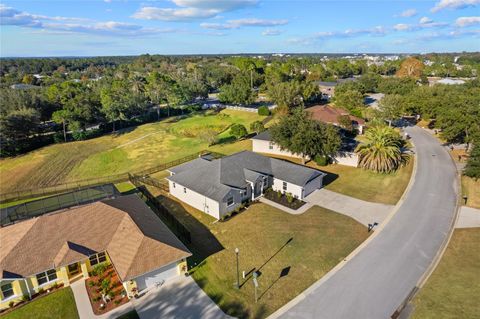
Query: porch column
23,278,32,299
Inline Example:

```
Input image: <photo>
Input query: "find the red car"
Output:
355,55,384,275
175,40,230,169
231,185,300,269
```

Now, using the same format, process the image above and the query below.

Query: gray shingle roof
251,131,272,141
166,151,325,202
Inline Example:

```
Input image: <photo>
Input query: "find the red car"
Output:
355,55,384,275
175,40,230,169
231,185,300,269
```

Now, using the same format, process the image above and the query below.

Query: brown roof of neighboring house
0,194,191,282
306,105,366,126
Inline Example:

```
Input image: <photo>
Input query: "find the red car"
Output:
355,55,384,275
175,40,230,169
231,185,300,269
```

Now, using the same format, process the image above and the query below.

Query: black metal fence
0,150,224,204
0,184,119,226
131,182,191,245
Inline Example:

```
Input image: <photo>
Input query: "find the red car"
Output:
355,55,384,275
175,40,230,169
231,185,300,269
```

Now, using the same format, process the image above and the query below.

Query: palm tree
129,74,145,95
355,126,409,173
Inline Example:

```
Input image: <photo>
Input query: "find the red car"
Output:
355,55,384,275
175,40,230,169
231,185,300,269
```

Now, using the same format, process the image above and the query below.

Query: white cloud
431,0,480,12
419,17,433,24
394,23,412,31
201,18,288,29
262,28,282,36
398,9,417,17
0,4,174,37
455,16,480,26
133,0,257,21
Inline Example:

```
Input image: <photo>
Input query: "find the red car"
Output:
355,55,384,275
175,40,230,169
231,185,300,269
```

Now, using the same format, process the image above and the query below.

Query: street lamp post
235,248,240,289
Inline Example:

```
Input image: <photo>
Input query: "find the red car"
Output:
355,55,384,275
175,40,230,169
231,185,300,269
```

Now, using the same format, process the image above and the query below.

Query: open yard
152,190,369,319
412,228,480,319
0,110,265,194
1,287,79,319
461,176,480,209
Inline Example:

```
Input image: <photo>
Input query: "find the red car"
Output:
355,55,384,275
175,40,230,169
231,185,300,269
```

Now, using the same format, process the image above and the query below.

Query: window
89,252,107,266
269,142,274,150
184,187,187,193
1,283,14,299
242,190,247,197
36,269,57,286
173,182,176,188
283,181,287,191
227,197,234,206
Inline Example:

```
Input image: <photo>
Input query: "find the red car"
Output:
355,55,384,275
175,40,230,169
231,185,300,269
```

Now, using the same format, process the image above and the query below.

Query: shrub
276,190,282,199
108,291,115,299
93,296,101,302
114,299,121,305
258,105,270,116
52,282,58,289
53,132,65,143
314,155,329,166
9,301,14,308
22,294,30,302
230,124,248,140
101,279,111,295
285,192,294,203
88,281,96,287
250,120,266,134
92,262,108,277
38,288,44,294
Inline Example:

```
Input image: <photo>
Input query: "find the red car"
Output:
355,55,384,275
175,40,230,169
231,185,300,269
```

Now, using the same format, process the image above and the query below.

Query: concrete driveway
271,126,459,319
304,189,393,226
135,276,231,319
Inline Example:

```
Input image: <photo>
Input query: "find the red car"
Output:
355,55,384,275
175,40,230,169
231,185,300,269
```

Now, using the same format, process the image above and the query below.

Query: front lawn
154,192,369,319
461,176,480,209
1,287,79,319
412,228,480,319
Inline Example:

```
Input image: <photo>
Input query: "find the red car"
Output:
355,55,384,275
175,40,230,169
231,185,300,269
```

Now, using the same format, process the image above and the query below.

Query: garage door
135,262,179,291
303,175,322,198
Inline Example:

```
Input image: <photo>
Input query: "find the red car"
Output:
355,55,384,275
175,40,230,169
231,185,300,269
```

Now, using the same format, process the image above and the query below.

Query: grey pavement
304,189,393,226
271,126,458,319
456,206,480,228
135,276,232,319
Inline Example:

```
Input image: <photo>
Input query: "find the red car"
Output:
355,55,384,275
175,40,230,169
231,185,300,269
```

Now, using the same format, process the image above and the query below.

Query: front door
254,181,262,198
68,262,80,277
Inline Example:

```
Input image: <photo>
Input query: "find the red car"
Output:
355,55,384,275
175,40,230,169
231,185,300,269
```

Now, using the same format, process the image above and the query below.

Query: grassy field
461,176,480,209
412,228,480,319
1,287,79,319
152,190,369,319
0,110,264,194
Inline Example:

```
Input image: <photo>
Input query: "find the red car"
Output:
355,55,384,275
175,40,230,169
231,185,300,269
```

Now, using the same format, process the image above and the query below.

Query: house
251,131,359,167
166,151,326,219
0,194,191,309
306,105,366,134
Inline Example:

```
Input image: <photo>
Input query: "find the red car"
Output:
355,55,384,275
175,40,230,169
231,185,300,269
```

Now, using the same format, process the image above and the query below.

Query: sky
1,0,479,57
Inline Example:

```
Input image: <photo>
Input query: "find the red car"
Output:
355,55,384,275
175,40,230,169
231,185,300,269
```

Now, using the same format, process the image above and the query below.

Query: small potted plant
131,287,139,298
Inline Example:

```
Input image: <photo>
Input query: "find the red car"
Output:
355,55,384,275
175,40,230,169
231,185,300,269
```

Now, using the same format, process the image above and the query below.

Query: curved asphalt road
273,126,459,319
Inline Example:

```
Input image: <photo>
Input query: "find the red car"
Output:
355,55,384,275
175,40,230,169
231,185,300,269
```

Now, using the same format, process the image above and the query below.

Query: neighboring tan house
252,131,360,167
306,105,366,134
166,151,326,219
0,195,190,309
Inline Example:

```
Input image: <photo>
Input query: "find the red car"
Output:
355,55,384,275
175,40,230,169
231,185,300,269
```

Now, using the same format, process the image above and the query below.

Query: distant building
306,105,365,134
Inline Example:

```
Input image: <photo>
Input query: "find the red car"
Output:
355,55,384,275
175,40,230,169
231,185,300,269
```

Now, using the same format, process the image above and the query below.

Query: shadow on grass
321,171,339,187
155,194,224,268
240,237,293,288
259,266,291,301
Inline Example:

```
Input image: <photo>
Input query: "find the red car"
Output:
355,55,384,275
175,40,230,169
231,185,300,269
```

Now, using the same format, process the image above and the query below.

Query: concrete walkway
135,276,231,319
456,206,480,228
259,197,313,215
304,189,394,226
71,280,135,319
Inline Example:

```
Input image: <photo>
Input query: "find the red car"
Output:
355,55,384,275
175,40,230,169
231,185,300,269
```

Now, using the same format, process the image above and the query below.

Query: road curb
268,127,420,319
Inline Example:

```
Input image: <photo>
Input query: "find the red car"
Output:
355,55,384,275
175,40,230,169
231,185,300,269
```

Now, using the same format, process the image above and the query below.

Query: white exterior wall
333,152,359,167
168,180,220,219
252,139,304,159
134,262,179,292
272,178,304,199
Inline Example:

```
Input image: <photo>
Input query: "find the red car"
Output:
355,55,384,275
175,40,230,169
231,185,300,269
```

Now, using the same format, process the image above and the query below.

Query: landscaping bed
85,263,128,315
263,188,306,210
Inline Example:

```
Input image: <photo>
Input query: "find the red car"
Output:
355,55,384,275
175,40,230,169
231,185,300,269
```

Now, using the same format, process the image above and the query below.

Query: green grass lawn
0,110,264,194
1,287,79,319
461,176,480,209
153,191,369,319
412,228,480,319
